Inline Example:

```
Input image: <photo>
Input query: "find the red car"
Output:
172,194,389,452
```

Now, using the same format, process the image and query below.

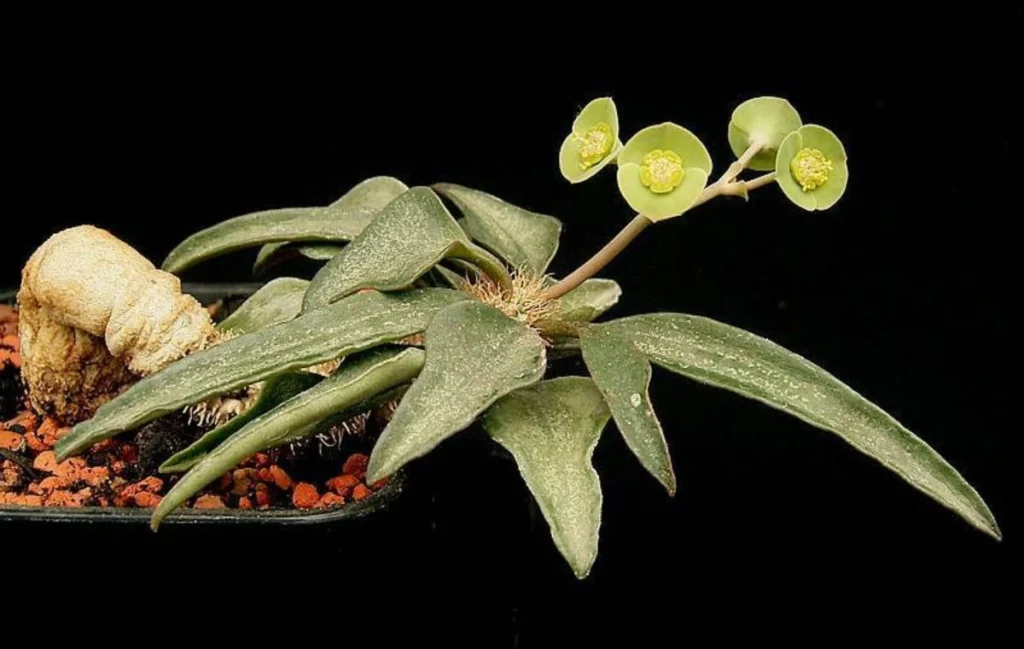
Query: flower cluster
560,95,848,216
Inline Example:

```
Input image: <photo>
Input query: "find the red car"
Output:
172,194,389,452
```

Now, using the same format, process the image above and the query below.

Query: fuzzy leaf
431,264,468,289
158,371,322,473
217,277,309,335
435,183,562,274
367,301,547,482
483,377,610,578
162,176,408,274
304,187,510,311
253,243,344,273
579,326,676,494
556,278,622,323
55,288,466,459
592,314,1001,540
538,279,623,337
152,347,425,529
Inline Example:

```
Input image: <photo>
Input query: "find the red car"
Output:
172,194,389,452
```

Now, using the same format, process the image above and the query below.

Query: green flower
616,123,711,221
559,97,623,183
728,96,802,171
775,124,849,211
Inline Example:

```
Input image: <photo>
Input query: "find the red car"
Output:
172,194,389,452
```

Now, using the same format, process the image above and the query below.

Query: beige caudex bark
17,226,217,423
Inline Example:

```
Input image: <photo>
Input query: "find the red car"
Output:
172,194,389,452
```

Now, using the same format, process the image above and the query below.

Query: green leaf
579,326,676,494
431,264,468,289
434,183,562,274
152,347,426,529
217,277,309,335
483,377,610,578
303,187,511,312
159,371,323,473
253,243,344,273
556,278,621,322
591,314,1001,540
538,278,623,336
55,288,466,459
367,301,547,482
162,176,408,274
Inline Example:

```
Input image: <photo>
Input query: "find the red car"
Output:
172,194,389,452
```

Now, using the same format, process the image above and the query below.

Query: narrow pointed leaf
217,277,309,335
55,288,465,459
580,326,676,494
435,183,562,274
593,314,1001,540
159,371,322,473
162,176,408,274
152,347,425,529
253,243,344,273
483,378,610,578
304,187,510,311
367,301,546,482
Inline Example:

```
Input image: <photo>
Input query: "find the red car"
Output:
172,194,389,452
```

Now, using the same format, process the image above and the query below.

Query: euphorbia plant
53,96,999,578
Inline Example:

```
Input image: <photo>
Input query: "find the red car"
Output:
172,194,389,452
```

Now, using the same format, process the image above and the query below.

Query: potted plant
0,96,999,578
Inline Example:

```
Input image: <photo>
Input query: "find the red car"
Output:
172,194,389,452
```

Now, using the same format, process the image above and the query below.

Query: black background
3,22,1018,643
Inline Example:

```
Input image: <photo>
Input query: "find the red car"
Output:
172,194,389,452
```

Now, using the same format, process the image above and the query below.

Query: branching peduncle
541,142,771,302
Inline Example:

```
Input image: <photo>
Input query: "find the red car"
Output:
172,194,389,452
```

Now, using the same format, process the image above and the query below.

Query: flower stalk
541,215,652,301
542,142,770,301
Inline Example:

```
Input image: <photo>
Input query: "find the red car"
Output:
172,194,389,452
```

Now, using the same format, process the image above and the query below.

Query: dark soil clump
131,412,208,479
0,364,20,421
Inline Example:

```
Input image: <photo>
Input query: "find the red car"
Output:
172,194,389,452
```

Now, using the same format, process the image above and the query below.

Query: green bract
775,124,849,211
559,97,623,183
728,96,802,171
616,123,712,221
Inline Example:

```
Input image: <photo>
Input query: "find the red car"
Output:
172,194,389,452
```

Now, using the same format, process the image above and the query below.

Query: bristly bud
305,358,342,377
458,267,560,332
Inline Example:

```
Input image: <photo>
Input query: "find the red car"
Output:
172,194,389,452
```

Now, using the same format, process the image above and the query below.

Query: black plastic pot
0,283,405,527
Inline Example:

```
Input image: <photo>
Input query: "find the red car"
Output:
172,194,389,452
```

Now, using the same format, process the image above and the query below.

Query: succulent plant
54,96,999,579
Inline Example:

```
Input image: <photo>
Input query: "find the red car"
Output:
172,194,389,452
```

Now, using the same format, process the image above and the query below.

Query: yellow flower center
640,149,685,194
575,122,614,169
790,147,833,192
